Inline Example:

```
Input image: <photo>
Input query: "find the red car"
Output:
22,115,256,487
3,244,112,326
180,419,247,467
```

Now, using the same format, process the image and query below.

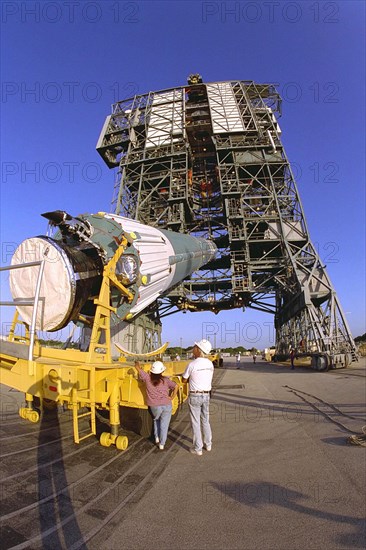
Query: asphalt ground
0,357,365,550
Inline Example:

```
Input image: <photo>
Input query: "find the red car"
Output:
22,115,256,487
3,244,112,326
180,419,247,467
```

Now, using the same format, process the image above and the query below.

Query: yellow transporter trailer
0,211,218,450
0,326,189,451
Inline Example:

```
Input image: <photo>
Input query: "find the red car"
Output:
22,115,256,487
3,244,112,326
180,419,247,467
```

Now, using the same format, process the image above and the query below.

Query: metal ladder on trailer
71,365,97,444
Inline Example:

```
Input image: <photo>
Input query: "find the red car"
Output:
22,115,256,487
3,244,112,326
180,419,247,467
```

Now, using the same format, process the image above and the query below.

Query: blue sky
1,0,365,349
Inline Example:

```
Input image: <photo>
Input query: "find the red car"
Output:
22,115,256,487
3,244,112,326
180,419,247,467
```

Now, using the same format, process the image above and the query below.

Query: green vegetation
38,338,79,349
166,346,260,355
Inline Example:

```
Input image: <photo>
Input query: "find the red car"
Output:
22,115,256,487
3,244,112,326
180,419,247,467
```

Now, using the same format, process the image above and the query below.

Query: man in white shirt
182,339,214,456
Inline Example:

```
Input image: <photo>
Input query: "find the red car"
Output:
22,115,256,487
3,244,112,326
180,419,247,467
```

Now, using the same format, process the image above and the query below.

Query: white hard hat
150,361,166,374
194,339,212,355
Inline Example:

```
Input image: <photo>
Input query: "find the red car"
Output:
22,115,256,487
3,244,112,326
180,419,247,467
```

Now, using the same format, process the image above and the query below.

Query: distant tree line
38,338,78,349
166,345,268,355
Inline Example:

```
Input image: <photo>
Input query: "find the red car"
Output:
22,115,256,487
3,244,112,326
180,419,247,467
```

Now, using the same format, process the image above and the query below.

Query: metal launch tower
96,75,357,366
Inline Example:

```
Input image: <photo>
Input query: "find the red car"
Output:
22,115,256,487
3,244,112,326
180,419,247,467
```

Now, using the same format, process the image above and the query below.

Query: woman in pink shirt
135,361,178,450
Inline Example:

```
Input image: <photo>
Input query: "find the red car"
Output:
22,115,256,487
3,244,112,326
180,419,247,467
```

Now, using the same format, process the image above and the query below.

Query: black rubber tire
120,406,153,438
314,354,329,372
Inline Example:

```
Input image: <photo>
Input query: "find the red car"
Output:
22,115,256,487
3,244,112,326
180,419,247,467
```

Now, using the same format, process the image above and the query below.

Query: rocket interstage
9,212,217,332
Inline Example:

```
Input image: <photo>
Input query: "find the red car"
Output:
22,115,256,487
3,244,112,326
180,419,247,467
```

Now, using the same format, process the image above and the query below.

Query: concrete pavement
100,357,366,550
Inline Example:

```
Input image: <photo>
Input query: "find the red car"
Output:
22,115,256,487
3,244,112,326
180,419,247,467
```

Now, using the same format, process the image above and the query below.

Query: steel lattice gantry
96,75,357,364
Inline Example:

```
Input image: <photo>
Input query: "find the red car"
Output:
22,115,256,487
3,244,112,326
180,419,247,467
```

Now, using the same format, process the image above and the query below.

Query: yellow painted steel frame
0,240,189,450
86,235,134,364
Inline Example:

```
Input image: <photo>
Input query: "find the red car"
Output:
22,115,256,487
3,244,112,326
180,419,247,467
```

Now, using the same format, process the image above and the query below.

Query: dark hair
150,373,164,387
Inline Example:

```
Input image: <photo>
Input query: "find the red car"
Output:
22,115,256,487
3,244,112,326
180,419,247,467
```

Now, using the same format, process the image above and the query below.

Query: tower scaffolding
97,75,357,367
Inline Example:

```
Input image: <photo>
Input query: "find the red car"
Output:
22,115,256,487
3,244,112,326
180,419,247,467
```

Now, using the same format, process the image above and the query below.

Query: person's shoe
190,448,203,456
159,444,164,450
205,445,212,451
155,437,160,444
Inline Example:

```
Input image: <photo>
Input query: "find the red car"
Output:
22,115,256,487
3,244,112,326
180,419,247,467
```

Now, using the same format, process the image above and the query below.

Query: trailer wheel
19,408,40,423
137,408,153,438
312,354,329,371
119,406,153,438
33,397,57,411
115,435,128,451
42,398,57,410
171,395,179,416
100,432,113,447
345,353,352,368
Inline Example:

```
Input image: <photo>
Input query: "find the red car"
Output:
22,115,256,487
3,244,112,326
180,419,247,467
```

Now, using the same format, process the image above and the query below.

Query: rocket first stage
9,211,217,332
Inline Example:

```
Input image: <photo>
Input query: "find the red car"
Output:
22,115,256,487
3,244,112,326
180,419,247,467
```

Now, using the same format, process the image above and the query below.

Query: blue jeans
149,404,173,446
188,394,212,452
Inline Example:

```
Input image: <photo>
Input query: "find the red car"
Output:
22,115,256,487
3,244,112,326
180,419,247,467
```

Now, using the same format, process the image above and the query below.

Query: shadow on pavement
37,406,87,549
210,481,366,548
